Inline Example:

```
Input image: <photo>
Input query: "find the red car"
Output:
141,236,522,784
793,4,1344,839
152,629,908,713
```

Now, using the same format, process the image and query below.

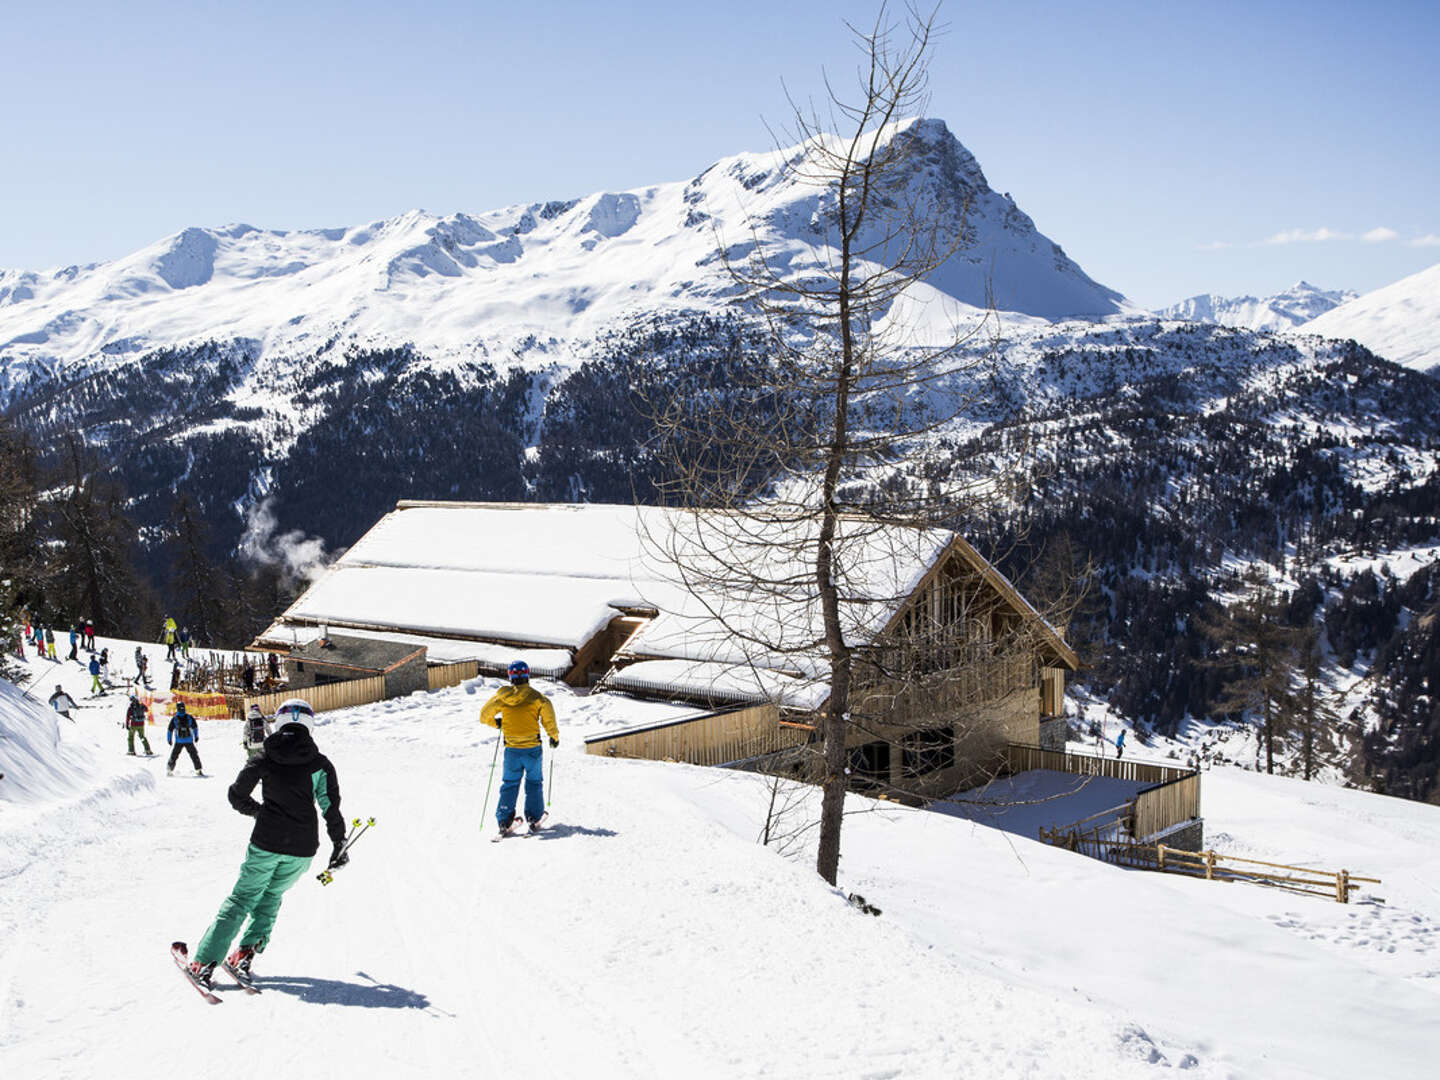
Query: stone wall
1038,717,1068,751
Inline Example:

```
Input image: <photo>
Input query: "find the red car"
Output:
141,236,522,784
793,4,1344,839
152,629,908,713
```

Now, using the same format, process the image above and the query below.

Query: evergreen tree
1200,567,1300,774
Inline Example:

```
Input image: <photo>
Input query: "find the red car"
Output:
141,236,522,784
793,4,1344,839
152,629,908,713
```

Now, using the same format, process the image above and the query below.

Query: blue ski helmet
507,659,530,683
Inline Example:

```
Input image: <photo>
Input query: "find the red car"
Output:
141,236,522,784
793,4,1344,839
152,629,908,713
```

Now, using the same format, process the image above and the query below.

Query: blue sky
3,0,1436,308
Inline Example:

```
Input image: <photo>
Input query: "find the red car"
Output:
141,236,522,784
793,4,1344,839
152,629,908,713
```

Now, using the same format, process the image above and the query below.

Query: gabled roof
259,500,1076,699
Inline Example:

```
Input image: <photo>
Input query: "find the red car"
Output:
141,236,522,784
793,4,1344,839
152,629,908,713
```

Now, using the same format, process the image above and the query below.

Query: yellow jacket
480,684,558,748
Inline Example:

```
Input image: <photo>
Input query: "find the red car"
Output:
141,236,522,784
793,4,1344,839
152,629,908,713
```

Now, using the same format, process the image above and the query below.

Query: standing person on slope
241,704,271,761
125,693,153,756
182,698,347,989
166,702,204,776
480,660,559,836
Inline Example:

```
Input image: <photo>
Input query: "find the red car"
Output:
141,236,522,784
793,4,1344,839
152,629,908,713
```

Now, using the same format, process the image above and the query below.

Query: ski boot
189,960,216,989
225,945,255,978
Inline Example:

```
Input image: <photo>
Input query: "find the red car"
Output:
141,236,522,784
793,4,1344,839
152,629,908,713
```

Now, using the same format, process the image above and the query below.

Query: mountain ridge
0,117,1133,399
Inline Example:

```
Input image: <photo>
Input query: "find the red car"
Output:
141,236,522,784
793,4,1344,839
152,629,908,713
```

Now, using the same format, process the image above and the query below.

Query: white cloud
1409,234,1440,248
1264,227,1350,245
1196,240,1232,251
1362,227,1399,243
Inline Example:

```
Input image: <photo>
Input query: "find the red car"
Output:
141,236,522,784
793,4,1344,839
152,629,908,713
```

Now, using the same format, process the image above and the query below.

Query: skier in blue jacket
1115,729,1126,759
167,702,204,776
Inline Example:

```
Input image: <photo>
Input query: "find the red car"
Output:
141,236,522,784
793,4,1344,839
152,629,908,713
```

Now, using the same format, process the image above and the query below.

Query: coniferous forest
3,314,1438,801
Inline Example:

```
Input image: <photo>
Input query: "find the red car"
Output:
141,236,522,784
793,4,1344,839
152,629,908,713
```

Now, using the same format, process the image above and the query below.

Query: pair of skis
492,812,549,842
169,942,259,1004
317,816,377,885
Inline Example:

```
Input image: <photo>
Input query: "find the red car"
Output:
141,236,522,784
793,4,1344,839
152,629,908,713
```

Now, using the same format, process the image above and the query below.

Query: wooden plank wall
1133,774,1201,839
585,704,807,766
428,661,480,691
243,675,387,718
1003,743,1194,787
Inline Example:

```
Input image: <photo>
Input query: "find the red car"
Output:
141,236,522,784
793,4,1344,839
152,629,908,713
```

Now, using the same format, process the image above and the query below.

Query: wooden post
1157,843,1166,871
1205,850,1215,880
1337,869,1349,904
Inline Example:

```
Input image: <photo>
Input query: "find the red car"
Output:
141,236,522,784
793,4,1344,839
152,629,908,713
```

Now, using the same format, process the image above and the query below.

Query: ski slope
2,641,1438,1079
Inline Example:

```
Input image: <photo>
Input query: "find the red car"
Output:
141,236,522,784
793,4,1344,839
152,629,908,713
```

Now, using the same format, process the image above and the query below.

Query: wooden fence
428,661,480,691
1002,743,1194,787
584,704,809,767
1038,824,1381,903
1003,743,1201,842
243,675,387,719
1133,773,1201,840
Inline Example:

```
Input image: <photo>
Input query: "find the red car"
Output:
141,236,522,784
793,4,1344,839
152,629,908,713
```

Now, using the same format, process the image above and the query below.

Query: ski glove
328,843,349,870
549,737,559,748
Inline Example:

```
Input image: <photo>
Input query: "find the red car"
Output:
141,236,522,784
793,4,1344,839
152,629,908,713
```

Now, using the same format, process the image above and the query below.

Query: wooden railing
1133,773,1201,840
1039,824,1381,903
428,661,479,691
584,703,810,767
243,675,387,719
1002,743,1194,787
1003,743,1201,842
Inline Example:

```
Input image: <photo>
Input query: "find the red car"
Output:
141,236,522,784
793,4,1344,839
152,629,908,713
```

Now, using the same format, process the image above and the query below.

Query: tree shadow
253,970,438,1010
533,823,619,840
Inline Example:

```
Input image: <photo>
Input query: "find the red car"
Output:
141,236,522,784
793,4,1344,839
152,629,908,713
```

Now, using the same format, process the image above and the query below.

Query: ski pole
318,817,377,885
547,744,555,807
480,721,502,827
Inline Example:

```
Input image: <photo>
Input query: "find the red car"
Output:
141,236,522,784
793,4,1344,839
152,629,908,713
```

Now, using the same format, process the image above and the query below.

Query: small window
848,741,890,788
902,727,956,777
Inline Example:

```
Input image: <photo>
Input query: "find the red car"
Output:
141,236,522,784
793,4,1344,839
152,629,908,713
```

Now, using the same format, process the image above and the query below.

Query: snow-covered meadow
2,639,1437,1079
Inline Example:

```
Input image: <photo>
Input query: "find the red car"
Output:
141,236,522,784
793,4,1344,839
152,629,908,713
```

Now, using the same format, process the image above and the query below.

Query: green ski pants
126,727,151,754
195,843,312,965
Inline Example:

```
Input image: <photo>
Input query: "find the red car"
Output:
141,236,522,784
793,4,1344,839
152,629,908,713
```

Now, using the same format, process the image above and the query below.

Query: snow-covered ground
2,639,1437,1078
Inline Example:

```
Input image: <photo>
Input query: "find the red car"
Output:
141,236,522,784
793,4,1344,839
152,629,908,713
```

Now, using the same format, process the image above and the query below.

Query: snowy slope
0,118,1131,395
3,640,1439,1078
1160,281,1355,331
1302,262,1440,373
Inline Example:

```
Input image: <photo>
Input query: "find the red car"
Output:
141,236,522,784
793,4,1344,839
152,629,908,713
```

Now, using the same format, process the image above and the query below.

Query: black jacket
228,723,345,858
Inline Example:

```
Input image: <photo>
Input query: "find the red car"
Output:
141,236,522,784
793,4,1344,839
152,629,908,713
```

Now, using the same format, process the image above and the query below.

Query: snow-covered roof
264,500,1072,702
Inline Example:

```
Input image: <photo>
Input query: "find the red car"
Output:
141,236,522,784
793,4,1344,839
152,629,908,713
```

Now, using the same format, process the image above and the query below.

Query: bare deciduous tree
645,4,1060,885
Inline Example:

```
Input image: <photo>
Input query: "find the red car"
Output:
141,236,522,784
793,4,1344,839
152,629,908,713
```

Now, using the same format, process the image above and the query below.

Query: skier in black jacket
185,698,348,988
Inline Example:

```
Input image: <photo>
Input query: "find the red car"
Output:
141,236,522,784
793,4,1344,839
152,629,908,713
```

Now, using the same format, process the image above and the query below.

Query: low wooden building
285,633,428,700
255,501,1078,800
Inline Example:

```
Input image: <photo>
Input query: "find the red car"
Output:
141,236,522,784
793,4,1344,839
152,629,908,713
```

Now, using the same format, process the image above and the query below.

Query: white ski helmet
273,698,315,730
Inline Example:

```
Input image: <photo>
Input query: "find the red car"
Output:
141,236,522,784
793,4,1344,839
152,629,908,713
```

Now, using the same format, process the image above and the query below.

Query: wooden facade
584,704,810,768
242,675,388,719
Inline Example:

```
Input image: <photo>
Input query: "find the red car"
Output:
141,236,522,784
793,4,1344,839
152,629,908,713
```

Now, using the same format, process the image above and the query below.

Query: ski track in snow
4,639,1440,1077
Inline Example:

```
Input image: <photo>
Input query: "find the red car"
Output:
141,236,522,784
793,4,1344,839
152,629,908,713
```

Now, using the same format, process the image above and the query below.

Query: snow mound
0,677,126,807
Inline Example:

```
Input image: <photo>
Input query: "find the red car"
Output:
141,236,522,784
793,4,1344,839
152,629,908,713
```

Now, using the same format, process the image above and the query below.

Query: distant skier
163,616,178,662
135,647,153,690
179,626,192,659
68,625,79,662
479,660,559,836
125,694,153,756
241,704,271,760
99,647,110,686
166,702,204,776
48,684,77,720
1115,730,1126,760
266,651,281,684
88,654,103,695
45,627,57,661
241,659,256,694
183,698,346,990
83,617,95,651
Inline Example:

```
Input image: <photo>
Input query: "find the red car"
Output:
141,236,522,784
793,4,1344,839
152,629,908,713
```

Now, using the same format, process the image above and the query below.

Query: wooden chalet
255,500,1078,800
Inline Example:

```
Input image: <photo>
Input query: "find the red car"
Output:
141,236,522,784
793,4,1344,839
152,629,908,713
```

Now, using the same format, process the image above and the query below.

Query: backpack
175,712,194,739
245,716,267,745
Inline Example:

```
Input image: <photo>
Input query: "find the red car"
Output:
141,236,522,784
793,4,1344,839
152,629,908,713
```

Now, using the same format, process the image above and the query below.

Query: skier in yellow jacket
480,660,559,836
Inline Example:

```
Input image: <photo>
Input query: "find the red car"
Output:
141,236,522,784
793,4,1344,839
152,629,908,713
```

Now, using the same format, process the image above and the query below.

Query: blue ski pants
195,843,312,964
496,746,545,825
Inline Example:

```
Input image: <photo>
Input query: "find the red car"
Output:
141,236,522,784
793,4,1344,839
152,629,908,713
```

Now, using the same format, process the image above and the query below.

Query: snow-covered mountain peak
1302,262,1440,374
0,117,1132,387
1160,281,1357,332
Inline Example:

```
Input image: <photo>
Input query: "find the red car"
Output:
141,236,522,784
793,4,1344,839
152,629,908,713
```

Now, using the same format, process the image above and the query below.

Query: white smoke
239,498,333,588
